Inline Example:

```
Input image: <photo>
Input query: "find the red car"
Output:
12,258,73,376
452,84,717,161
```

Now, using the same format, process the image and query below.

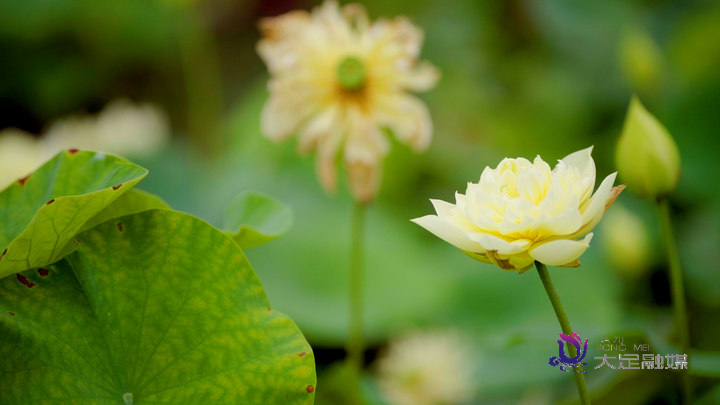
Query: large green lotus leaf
222,190,293,249
0,150,147,280
81,188,170,232
0,209,315,404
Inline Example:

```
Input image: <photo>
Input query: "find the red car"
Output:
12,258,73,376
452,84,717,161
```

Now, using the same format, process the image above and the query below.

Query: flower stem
535,261,591,405
657,197,692,404
347,201,366,403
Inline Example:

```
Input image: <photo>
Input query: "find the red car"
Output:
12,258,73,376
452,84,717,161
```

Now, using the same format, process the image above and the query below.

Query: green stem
347,202,366,403
658,197,692,404
535,261,591,405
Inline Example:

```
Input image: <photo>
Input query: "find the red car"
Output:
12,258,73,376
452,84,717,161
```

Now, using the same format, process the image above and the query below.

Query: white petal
375,94,433,151
261,95,305,141
314,125,344,194
467,233,529,255
538,197,583,236
297,106,338,152
529,233,594,266
398,61,440,92
573,172,617,237
430,199,455,218
412,215,480,252
559,146,596,201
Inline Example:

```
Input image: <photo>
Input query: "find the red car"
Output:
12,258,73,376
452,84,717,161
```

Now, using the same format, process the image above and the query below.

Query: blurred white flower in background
257,0,439,203
44,99,169,159
376,330,475,405
0,129,46,189
0,99,169,190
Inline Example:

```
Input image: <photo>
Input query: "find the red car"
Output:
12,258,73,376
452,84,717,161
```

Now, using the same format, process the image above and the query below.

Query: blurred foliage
2,0,720,403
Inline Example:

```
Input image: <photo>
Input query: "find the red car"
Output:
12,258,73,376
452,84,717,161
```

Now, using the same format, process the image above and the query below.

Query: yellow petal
375,94,433,151
573,172,618,237
412,215,480,252
559,146,596,201
529,233,594,266
467,233,530,255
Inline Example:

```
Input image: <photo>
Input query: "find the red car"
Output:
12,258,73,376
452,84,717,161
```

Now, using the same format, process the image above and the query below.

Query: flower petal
467,233,530,255
375,94,433,151
529,233,594,266
560,146,596,201
261,95,310,141
298,106,339,153
412,215,480,252
430,199,455,218
398,61,440,92
572,172,618,237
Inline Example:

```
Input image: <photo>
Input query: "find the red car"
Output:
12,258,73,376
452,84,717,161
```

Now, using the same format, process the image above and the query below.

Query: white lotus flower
376,330,475,405
44,99,169,158
0,129,48,190
257,0,439,203
0,100,168,190
412,147,624,272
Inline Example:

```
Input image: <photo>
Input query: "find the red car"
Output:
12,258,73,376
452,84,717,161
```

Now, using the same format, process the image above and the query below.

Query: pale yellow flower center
336,56,366,91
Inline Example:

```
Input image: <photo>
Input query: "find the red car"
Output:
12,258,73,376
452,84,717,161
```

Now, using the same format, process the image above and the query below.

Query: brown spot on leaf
117,222,124,232
46,199,55,205
18,175,30,186
306,385,314,393
267,307,272,311
298,352,306,357
0,248,6,261
16,274,32,287
68,149,79,154
112,184,123,190
8,312,15,316
38,268,50,277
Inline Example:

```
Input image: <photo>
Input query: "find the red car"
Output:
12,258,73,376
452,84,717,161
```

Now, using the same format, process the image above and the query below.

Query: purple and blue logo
549,332,588,373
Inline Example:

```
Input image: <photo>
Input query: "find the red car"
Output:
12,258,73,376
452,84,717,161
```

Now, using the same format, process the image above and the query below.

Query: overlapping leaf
0,150,147,279
0,209,315,404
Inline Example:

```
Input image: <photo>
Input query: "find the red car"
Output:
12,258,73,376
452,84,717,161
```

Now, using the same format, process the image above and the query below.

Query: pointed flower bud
616,96,681,199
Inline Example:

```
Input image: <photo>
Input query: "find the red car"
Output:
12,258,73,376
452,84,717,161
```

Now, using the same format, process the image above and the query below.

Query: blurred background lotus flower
601,203,653,278
0,99,169,190
0,128,46,189
256,0,439,203
44,99,169,159
412,147,624,271
375,330,475,405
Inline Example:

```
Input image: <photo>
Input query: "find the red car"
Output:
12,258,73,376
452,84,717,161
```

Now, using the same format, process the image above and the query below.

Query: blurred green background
2,0,720,403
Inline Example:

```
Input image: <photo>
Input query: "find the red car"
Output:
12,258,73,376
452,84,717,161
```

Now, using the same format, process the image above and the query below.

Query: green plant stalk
535,261,591,405
658,197,692,404
347,202,366,403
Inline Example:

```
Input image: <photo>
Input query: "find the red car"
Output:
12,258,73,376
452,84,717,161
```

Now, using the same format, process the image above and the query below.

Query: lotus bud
619,28,663,93
616,96,681,199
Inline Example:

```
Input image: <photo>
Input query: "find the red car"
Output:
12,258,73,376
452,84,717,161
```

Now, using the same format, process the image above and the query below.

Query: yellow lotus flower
257,0,439,203
412,147,624,272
